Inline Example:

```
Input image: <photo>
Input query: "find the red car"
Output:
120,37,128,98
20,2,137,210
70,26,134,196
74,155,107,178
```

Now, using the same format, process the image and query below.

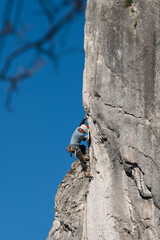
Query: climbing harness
67,144,88,162
66,145,77,158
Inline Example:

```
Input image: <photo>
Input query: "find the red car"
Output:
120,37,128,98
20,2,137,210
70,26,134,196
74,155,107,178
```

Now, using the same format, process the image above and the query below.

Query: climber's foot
84,170,88,176
84,171,93,179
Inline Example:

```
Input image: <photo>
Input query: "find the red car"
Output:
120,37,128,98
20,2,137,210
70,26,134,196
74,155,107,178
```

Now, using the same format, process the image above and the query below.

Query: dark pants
70,145,87,171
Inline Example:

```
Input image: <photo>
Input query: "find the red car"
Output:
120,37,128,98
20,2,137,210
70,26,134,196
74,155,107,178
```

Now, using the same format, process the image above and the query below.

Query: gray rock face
47,0,160,239
47,160,91,240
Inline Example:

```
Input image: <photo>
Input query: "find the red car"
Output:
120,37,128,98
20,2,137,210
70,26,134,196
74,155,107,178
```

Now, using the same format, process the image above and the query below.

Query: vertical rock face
83,0,160,239
47,160,90,240
47,0,160,239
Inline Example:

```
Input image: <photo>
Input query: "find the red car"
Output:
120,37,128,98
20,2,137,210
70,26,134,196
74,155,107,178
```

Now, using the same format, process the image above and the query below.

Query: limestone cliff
47,0,160,239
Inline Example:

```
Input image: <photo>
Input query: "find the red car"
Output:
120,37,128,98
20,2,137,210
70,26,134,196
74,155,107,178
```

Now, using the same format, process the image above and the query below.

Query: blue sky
0,1,86,239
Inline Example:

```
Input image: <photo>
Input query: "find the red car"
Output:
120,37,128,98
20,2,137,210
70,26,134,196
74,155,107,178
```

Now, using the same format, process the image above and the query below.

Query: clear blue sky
0,1,86,239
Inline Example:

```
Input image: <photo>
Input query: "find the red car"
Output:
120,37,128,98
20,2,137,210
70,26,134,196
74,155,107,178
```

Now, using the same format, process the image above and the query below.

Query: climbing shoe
84,171,93,179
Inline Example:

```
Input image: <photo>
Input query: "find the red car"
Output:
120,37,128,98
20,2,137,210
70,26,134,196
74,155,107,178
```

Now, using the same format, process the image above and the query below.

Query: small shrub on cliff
125,0,133,7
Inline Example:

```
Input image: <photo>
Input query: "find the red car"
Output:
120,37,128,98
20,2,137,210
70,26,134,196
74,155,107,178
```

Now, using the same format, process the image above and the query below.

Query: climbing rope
82,175,87,240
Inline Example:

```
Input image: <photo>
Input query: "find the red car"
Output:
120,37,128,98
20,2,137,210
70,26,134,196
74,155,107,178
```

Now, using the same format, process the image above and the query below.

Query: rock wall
47,159,91,240
47,0,160,239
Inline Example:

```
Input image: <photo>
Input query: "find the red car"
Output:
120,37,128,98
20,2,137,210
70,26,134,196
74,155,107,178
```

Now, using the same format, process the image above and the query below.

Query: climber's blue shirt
70,127,85,146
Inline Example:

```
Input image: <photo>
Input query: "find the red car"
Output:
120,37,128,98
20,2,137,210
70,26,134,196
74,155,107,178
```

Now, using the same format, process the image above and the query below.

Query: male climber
69,116,89,176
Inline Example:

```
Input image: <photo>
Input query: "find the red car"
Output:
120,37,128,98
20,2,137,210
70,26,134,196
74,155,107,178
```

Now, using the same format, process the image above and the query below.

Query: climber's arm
82,135,88,141
79,116,86,126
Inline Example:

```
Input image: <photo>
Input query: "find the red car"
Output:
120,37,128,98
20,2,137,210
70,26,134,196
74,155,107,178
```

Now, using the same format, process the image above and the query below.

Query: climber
68,116,90,177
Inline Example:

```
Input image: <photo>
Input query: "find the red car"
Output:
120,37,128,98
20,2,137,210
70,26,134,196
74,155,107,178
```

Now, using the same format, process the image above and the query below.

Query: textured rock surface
47,159,91,240
47,0,160,239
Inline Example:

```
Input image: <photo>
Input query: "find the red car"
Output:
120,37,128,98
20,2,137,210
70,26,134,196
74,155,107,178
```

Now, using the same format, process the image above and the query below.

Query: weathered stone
47,0,160,239
46,159,91,240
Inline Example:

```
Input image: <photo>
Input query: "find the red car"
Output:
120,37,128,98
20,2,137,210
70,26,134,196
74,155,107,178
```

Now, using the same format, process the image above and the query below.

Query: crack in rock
123,161,152,199
128,145,158,168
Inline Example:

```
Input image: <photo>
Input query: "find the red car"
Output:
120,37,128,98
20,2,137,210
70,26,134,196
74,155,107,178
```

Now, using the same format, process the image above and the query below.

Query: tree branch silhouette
0,0,85,110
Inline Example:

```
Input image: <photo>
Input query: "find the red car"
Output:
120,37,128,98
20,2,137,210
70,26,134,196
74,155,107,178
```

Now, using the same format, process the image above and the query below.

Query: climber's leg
74,147,93,178
76,148,87,171
79,145,86,155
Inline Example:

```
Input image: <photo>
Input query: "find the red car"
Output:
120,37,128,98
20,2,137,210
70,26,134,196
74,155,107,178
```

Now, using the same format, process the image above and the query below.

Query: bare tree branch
37,0,54,23
0,0,24,63
0,0,85,110
13,0,24,30
2,0,14,31
4,57,45,111
0,1,84,78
